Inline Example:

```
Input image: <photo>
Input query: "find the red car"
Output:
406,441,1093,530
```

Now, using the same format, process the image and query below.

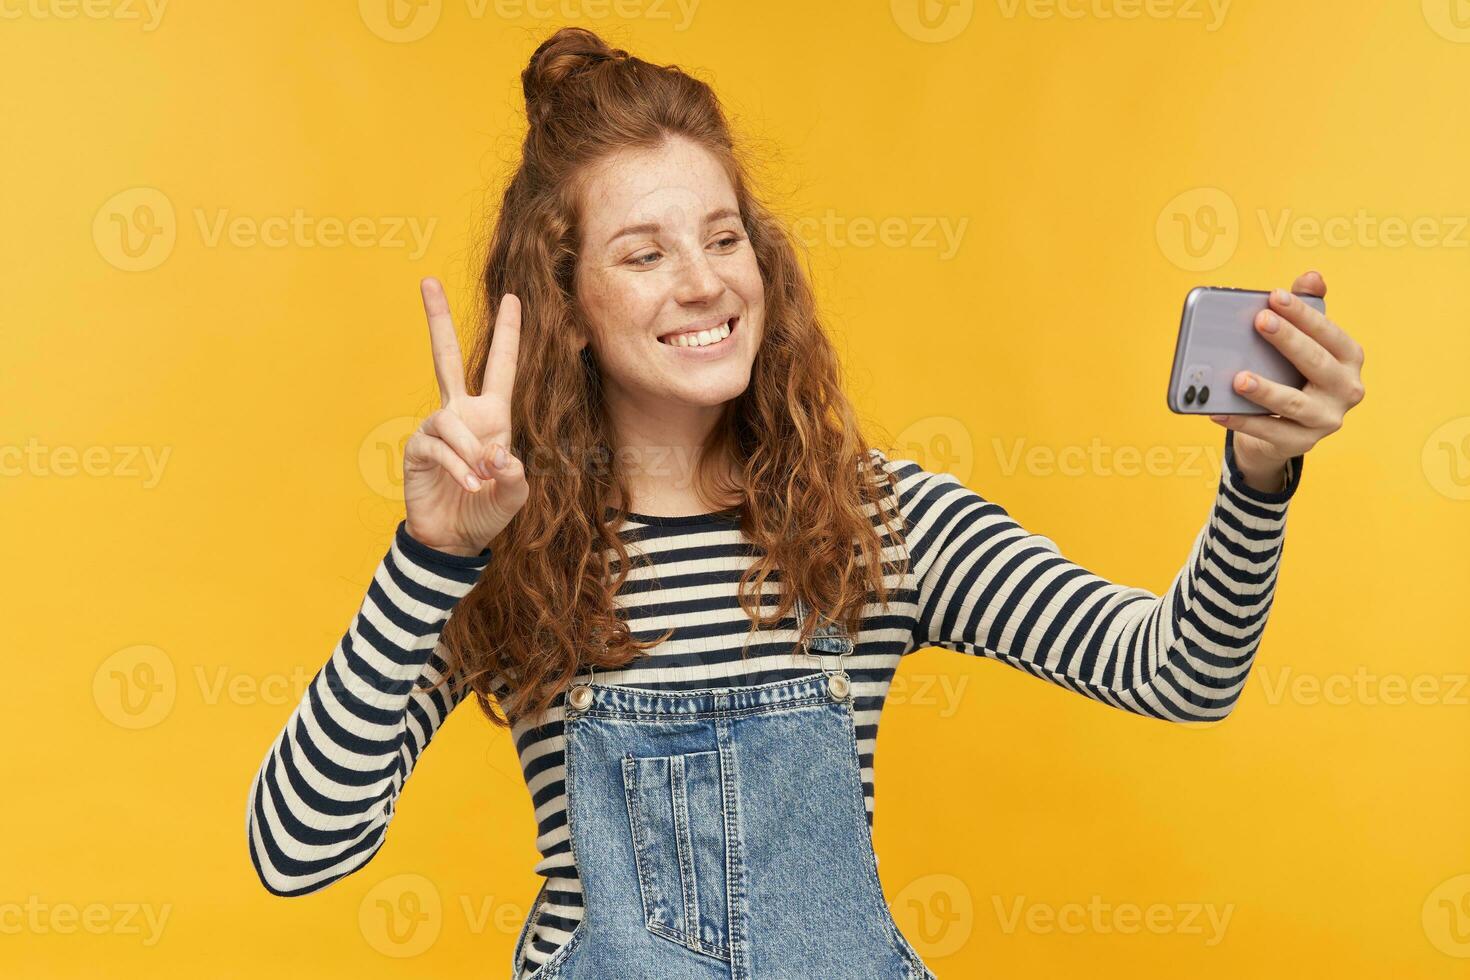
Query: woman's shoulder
862,445,967,496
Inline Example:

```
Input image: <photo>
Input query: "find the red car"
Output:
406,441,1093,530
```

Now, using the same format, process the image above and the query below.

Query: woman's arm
244,521,490,895
895,428,1302,723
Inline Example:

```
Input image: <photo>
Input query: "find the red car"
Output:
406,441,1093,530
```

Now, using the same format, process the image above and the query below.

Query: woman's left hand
1209,269,1366,492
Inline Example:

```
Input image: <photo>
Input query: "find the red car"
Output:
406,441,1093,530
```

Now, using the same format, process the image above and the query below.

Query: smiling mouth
657,316,739,349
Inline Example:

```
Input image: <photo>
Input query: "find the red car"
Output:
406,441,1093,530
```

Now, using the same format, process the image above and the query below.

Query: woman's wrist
1235,457,1289,495
398,520,493,566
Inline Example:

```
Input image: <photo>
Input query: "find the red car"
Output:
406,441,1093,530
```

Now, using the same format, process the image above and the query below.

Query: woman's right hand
402,277,530,557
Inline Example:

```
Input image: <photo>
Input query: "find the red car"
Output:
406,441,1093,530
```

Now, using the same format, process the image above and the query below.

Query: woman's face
573,135,765,419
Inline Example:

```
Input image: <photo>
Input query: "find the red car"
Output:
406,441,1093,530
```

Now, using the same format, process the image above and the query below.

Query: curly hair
427,26,909,730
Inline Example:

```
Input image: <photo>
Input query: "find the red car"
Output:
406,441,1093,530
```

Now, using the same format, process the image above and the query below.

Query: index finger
482,293,522,403
421,277,467,405
1267,284,1360,366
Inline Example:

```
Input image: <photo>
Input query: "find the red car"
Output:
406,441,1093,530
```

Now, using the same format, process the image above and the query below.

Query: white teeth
662,319,734,347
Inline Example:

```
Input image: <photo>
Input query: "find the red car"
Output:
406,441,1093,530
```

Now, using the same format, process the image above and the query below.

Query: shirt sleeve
245,520,492,896
892,429,1303,722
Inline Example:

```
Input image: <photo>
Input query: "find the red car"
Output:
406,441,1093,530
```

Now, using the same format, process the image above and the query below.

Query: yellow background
3,0,1467,976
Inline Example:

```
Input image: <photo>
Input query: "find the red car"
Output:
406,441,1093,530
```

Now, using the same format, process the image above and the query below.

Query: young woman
244,26,1365,980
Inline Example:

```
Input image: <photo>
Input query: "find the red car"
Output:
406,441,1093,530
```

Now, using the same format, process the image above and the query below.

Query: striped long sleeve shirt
245,430,1303,976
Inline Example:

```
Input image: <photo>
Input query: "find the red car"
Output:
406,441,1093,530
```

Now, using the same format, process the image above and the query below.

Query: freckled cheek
581,275,659,350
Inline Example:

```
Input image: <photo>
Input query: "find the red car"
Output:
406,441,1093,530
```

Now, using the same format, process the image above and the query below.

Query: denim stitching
835,697,935,978
669,754,700,948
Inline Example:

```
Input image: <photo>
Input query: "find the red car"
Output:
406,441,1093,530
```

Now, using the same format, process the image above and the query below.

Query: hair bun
522,27,629,119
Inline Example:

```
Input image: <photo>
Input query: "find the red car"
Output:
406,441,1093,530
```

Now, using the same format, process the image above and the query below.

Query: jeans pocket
620,749,732,962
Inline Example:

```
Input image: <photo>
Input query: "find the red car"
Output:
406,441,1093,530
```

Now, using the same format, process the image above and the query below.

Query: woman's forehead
578,141,738,241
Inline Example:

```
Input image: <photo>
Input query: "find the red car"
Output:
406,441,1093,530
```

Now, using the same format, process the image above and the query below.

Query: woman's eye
711,234,742,249
628,251,661,267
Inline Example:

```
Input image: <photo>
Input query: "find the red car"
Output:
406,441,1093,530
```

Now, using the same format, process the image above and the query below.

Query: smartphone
1166,286,1327,415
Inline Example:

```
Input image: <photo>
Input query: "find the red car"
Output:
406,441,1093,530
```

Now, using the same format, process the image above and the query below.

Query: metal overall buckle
567,662,596,713
795,595,854,701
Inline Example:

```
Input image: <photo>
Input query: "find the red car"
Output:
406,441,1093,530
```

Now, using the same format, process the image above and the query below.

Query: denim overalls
510,598,936,979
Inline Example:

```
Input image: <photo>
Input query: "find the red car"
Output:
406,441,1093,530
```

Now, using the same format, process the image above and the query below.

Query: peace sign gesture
402,277,530,557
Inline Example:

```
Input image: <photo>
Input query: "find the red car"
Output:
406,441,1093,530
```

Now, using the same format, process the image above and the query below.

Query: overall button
568,684,593,711
827,672,850,700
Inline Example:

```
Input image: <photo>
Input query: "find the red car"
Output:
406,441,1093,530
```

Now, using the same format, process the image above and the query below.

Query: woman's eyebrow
605,206,741,246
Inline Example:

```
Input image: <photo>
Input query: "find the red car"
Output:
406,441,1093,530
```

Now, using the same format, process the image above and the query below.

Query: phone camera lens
1183,385,1196,405
1198,386,1210,405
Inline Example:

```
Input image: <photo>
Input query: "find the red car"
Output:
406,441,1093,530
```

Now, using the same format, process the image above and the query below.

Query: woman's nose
672,251,724,303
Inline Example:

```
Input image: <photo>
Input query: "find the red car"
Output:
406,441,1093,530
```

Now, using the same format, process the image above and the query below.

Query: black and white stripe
245,430,1301,976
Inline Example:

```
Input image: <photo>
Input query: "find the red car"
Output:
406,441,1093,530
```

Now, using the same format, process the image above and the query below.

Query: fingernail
494,446,509,469
1258,312,1280,333
1238,372,1257,392
1210,414,1228,423
464,473,482,491
1272,288,1292,306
